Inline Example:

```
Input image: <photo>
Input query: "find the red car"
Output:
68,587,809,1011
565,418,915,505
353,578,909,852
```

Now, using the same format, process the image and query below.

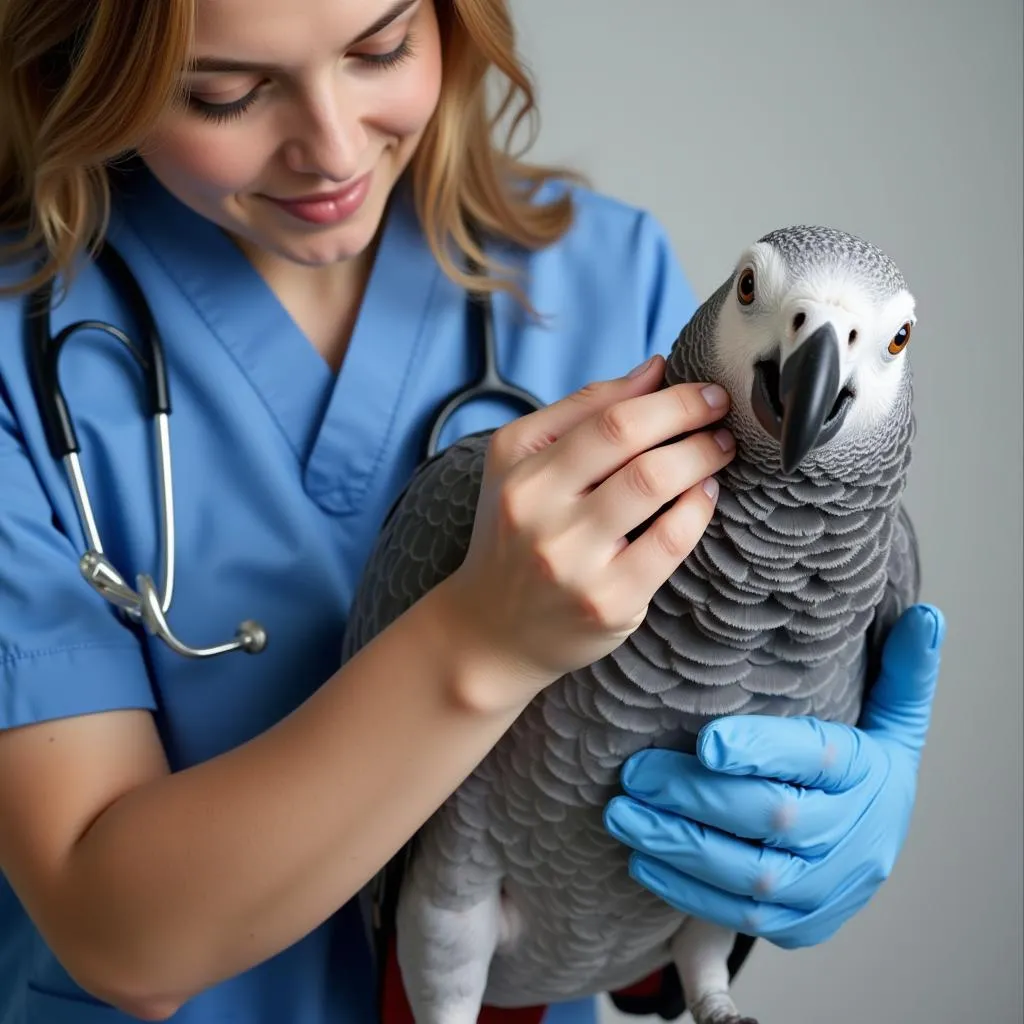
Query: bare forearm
62,581,530,1011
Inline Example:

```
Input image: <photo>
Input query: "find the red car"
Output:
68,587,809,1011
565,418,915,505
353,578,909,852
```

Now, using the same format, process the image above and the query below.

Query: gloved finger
757,863,879,948
627,852,815,946
695,714,877,793
858,603,946,756
628,851,871,949
620,748,875,855
605,796,842,911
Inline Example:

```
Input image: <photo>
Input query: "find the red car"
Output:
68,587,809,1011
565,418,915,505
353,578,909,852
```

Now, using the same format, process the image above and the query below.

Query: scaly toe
693,993,760,1024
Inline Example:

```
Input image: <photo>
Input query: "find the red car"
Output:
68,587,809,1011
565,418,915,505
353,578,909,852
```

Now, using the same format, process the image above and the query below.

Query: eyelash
188,34,416,125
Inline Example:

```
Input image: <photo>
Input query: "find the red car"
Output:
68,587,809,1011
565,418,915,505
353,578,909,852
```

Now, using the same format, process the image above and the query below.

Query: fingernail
627,355,657,378
701,383,729,407
703,477,719,499
714,429,735,451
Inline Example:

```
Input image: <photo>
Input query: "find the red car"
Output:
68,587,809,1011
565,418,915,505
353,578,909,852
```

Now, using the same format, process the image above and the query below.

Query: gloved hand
603,603,946,949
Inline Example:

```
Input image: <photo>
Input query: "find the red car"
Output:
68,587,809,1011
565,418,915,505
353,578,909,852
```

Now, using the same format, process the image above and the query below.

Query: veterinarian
0,1,946,1022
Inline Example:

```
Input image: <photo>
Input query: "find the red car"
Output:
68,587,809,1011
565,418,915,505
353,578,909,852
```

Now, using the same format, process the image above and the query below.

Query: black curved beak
778,323,842,473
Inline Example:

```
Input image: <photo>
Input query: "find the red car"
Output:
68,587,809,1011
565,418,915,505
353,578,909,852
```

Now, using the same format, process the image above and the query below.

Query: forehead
757,225,906,298
193,0,402,54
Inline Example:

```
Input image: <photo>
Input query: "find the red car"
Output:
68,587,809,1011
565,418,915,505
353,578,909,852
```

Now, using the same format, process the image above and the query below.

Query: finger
609,476,722,598
695,715,876,793
492,355,666,465
620,747,870,856
580,428,735,547
859,603,946,756
538,379,731,494
628,853,855,949
605,796,837,911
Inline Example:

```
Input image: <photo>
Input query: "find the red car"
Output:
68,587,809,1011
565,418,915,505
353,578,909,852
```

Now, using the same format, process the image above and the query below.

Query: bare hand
444,355,736,693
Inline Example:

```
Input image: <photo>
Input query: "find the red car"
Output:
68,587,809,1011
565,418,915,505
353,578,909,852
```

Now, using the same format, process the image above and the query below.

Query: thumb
493,354,666,463
860,603,946,758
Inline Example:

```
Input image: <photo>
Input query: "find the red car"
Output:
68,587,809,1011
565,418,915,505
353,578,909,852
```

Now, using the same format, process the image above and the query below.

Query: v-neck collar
111,167,443,517
300,183,443,515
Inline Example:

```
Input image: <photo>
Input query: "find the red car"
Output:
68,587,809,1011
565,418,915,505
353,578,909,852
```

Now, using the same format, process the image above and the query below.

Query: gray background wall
507,1,1024,1021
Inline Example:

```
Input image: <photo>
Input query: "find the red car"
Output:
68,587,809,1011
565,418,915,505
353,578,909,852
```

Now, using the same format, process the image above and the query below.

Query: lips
274,181,365,204
264,172,372,225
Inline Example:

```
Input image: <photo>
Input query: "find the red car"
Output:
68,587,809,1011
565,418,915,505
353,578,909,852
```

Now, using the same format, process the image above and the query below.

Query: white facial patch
713,243,791,406
841,286,917,437
713,241,916,444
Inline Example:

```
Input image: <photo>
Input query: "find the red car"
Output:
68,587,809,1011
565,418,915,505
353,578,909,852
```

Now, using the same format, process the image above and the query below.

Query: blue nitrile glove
603,603,946,949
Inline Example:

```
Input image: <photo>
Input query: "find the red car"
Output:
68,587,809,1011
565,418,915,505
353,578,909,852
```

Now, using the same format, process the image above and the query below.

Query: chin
253,208,384,267
275,230,376,267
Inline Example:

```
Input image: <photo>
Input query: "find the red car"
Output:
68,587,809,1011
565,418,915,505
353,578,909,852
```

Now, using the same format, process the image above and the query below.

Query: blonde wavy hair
0,0,583,300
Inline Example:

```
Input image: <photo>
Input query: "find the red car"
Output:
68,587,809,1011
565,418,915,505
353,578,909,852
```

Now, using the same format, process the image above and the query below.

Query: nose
282,91,367,181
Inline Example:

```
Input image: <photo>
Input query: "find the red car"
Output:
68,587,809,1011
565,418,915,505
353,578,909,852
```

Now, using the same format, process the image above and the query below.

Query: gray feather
341,225,921,1008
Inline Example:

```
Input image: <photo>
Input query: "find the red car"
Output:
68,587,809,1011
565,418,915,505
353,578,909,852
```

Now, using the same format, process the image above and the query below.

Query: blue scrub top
0,165,697,1023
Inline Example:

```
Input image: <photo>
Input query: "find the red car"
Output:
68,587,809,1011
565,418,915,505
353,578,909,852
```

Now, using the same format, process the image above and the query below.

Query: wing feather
865,502,921,687
342,431,491,661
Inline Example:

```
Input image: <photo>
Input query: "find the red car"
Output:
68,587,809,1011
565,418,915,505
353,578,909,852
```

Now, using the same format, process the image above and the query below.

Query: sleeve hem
1,641,157,730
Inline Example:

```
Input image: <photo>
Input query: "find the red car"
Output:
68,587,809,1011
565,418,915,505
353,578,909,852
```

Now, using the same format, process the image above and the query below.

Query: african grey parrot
341,225,921,1024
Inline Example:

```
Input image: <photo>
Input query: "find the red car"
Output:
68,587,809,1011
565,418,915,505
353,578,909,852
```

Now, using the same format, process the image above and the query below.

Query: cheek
367,48,442,139
139,119,271,196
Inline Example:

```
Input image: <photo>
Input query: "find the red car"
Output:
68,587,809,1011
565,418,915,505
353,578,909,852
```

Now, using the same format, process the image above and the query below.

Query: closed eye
186,32,416,125
355,34,416,71
187,87,263,123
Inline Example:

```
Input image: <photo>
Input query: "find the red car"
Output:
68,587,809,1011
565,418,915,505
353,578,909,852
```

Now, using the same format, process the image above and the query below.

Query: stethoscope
24,239,544,660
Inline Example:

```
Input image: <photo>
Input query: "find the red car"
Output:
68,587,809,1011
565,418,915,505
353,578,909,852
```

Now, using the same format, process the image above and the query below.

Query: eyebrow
187,0,418,74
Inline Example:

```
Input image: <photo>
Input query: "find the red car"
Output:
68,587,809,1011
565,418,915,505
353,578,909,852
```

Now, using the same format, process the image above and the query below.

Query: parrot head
671,225,917,477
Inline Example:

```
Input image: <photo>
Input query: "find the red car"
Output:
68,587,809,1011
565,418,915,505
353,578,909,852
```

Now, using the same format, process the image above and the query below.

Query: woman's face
138,0,443,267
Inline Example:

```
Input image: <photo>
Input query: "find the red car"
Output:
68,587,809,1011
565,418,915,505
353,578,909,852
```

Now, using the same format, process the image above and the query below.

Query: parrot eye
888,322,913,355
737,267,756,306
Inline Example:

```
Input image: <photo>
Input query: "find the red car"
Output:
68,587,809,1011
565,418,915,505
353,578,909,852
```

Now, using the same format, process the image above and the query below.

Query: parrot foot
670,917,756,1024
689,993,758,1024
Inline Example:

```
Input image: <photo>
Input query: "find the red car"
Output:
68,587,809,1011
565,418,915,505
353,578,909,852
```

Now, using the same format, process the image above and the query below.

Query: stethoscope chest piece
26,241,267,659
23,235,547,660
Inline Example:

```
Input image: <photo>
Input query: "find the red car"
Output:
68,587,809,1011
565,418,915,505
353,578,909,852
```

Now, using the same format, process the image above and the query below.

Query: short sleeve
634,211,701,363
0,387,156,730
